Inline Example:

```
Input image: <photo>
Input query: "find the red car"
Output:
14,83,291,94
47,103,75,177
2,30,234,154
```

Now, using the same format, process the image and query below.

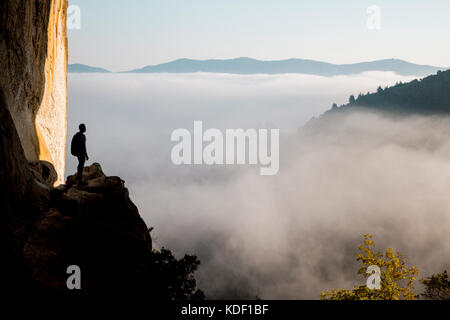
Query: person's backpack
71,133,82,156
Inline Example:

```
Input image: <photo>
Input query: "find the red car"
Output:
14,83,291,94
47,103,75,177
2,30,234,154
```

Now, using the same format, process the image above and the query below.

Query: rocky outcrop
22,163,153,294
0,0,68,184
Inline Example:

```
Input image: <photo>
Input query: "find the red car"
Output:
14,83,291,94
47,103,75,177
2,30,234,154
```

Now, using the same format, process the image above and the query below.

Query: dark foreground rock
23,163,154,295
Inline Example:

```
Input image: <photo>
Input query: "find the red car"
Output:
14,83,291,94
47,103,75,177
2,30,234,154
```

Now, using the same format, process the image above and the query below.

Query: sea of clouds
67,72,450,298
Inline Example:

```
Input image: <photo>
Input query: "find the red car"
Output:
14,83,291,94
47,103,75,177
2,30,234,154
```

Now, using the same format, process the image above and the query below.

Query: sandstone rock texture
0,0,68,184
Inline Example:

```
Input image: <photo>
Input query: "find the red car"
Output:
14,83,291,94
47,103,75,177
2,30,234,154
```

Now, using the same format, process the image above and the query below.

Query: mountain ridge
118,57,445,76
68,63,111,73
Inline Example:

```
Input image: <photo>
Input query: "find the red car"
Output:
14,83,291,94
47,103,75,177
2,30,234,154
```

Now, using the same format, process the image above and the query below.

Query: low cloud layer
67,72,449,299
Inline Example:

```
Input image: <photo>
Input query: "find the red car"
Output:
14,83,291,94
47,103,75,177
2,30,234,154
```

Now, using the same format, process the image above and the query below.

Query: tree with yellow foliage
321,234,419,300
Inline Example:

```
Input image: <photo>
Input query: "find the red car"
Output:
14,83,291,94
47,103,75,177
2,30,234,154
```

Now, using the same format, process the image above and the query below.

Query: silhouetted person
71,123,89,184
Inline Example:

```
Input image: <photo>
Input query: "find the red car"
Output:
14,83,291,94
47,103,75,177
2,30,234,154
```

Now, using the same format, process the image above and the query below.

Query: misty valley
65,71,450,299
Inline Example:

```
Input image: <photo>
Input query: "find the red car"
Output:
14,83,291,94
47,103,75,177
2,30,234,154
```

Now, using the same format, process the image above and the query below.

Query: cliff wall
0,0,68,184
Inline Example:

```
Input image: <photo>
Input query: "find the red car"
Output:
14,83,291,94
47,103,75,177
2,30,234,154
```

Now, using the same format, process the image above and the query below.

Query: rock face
23,163,153,294
0,0,68,184
0,89,39,291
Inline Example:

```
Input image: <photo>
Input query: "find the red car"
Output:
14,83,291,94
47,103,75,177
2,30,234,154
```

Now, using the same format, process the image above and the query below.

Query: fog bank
67,72,450,298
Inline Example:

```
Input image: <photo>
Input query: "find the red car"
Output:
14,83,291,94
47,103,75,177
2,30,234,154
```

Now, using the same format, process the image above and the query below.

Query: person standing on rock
71,123,89,185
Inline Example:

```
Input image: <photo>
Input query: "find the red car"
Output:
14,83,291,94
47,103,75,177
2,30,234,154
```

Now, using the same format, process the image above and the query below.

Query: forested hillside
329,69,450,115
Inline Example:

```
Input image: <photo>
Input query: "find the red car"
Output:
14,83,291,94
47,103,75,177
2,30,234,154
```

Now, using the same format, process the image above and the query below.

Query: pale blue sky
68,0,450,72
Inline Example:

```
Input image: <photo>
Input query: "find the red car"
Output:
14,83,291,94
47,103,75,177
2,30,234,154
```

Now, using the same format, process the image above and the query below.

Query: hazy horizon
69,57,447,74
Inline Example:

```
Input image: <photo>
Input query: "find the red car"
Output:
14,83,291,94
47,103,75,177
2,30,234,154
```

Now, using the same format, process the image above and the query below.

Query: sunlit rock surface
0,0,68,184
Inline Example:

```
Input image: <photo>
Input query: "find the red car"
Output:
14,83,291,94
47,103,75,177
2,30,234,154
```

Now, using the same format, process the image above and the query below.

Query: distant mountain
68,63,111,73
320,69,450,117
123,58,444,76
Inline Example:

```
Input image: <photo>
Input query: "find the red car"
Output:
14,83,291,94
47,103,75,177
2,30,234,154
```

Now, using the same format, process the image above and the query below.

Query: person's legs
77,155,85,182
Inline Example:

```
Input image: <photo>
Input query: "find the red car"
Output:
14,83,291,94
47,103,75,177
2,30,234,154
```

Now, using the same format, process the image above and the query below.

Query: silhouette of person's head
79,123,86,133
